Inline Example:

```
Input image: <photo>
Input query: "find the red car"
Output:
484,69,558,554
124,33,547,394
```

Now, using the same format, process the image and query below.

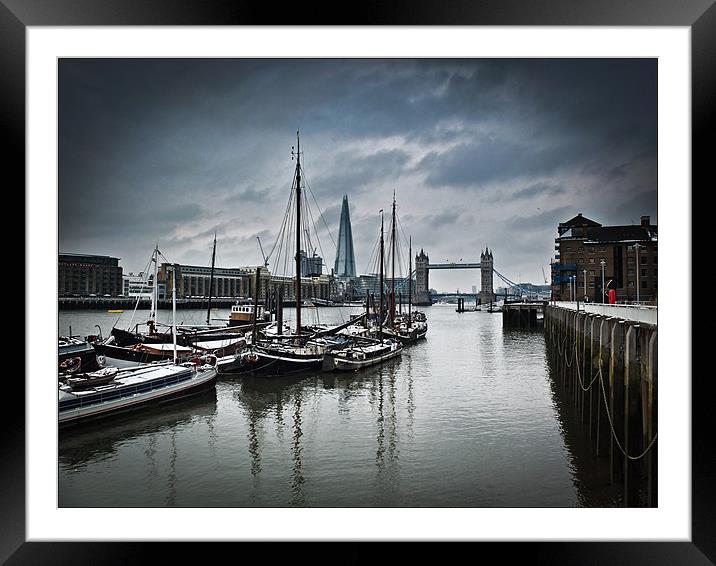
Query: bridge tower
414,248,431,305
480,247,495,305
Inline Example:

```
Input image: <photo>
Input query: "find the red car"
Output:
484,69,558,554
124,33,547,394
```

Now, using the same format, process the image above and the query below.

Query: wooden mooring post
544,304,657,507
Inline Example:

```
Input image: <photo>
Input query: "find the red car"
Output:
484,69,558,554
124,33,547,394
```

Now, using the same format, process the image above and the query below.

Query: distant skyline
59,58,657,291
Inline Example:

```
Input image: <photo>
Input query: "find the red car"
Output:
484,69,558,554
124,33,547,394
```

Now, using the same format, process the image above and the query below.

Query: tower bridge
414,248,495,306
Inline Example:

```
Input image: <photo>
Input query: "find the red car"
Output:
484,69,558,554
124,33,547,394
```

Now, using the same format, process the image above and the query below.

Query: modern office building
300,250,324,278
352,274,414,300
552,213,658,303
122,272,154,298
58,253,123,297
157,263,257,300
158,263,338,303
334,195,357,278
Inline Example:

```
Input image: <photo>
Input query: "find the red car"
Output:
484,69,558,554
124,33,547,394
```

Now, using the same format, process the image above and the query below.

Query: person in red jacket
607,280,617,304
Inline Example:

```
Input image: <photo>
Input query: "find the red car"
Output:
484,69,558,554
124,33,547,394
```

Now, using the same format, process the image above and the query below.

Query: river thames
58,304,617,507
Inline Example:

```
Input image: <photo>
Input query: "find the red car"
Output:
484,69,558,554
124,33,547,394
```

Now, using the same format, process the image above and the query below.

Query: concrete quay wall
545,305,658,507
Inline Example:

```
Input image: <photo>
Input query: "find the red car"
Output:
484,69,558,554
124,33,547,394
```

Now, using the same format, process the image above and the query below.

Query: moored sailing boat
373,194,427,344
59,265,218,428
239,132,328,375
322,336,402,371
334,207,403,370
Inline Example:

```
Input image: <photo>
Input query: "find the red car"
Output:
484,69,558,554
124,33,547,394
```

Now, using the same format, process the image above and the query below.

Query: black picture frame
7,0,710,563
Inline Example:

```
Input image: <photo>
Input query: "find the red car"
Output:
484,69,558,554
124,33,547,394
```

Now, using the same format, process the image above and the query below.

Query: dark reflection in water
58,306,617,507
290,390,305,507
59,390,218,470
166,429,177,506
546,360,621,507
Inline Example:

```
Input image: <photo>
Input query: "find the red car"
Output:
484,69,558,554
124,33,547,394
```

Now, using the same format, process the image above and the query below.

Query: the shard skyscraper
334,195,357,278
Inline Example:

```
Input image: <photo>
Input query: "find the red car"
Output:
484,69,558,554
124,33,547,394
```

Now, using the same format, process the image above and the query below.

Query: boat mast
171,264,177,364
293,131,302,337
206,232,216,325
408,236,412,323
151,242,159,331
379,210,384,341
251,268,260,345
390,191,396,325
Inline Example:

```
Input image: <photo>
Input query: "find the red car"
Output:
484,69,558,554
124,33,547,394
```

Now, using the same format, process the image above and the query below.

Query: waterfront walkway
555,301,657,325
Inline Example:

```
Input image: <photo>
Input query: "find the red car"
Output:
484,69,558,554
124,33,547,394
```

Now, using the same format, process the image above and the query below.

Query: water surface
58,305,615,507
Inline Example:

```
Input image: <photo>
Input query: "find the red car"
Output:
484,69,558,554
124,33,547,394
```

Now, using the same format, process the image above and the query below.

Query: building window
641,280,647,289
589,270,595,276
628,281,635,287
589,281,595,287
627,257,634,264
628,269,635,276
589,258,595,264
641,256,648,264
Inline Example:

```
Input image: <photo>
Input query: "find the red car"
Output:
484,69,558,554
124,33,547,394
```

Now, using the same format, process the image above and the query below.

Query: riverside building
551,213,657,303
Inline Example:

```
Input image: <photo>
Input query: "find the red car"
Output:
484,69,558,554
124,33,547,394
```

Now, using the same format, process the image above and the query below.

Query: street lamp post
600,259,606,304
633,243,641,304
575,274,580,311
583,269,587,302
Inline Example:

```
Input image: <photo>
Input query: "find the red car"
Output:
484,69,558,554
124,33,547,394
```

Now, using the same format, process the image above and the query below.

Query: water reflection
145,433,158,483
405,352,415,439
290,390,305,507
545,353,620,507
166,428,177,506
59,390,218,470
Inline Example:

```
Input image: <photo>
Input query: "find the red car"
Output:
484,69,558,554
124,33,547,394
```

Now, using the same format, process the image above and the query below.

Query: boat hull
216,354,245,374
92,342,187,364
323,345,402,371
110,326,171,346
238,349,324,376
378,326,427,345
59,367,217,429
59,340,104,373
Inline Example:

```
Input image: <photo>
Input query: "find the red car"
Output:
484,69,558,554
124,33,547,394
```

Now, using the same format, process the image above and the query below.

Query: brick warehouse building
58,253,123,297
552,213,657,304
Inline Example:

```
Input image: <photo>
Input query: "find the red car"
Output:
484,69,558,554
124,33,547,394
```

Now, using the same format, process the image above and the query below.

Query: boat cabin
229,303,266,326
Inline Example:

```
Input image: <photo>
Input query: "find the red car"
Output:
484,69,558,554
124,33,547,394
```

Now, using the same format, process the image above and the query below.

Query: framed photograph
9,0,709,563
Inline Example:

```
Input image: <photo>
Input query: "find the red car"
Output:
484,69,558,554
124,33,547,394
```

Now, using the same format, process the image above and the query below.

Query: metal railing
554,301,657,325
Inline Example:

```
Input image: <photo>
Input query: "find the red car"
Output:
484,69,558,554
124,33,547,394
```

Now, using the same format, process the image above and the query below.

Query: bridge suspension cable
492,268,527,294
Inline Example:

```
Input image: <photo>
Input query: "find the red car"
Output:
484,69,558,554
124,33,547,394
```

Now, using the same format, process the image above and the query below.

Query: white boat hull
59,364,217,428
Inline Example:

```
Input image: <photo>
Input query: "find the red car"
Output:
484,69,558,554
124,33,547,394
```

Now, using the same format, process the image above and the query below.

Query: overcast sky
59,58,656,291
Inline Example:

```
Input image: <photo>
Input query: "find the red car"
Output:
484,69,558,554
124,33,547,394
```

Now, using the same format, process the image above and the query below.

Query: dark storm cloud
504,206,574,233
310,148,411,197
502,182,566,201
58,58,657,288
419,136,591,188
